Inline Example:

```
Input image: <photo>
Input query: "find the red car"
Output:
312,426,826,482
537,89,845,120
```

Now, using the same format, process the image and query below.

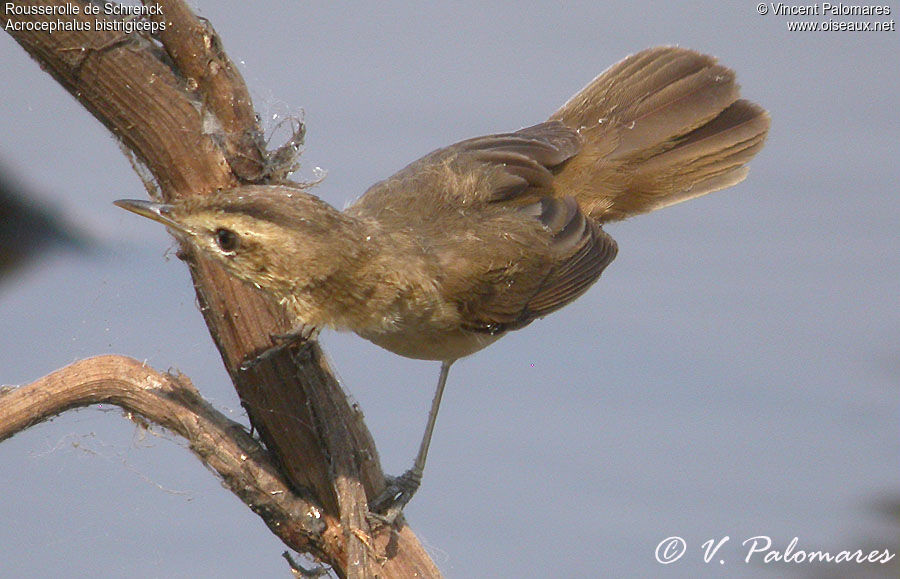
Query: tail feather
549,46,770,222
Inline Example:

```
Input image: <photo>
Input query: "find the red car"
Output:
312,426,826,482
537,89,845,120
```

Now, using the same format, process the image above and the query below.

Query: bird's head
115,186,365,297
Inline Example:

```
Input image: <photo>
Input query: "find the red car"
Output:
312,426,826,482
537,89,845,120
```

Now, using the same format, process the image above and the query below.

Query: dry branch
0,355,327,554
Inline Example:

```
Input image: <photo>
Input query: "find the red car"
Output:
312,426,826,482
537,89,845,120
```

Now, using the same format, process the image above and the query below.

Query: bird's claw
367,468,423,528
239,325,319,370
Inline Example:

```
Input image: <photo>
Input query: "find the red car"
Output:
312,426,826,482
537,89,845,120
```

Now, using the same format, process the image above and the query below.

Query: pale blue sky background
1,1,898,577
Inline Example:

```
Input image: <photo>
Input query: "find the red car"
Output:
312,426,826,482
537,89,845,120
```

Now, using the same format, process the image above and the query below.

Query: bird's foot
367,468,423,528
240,325,319,370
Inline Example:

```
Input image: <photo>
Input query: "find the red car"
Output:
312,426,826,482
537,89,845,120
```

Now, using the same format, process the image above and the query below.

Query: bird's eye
214,228,240,252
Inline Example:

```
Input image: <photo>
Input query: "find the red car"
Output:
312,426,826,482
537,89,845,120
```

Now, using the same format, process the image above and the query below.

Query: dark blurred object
0,163,88,282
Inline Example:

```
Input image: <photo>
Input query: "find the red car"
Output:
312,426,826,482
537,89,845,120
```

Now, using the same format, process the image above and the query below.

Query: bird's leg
239,324,320,370
369,359,455,526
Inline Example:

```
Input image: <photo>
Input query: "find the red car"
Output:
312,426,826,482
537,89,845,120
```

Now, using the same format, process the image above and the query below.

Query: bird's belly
357,325,503,361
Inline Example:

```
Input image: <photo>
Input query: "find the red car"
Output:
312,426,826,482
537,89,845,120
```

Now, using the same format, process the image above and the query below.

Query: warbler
116,46,770,523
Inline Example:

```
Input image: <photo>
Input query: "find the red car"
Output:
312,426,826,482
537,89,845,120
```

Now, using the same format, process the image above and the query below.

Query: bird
115,46,770,524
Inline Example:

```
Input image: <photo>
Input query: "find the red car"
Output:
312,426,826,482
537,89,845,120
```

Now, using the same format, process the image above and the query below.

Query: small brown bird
116,46,769,522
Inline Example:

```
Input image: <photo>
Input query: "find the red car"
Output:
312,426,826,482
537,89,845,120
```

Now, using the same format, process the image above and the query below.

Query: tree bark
2,2,439,577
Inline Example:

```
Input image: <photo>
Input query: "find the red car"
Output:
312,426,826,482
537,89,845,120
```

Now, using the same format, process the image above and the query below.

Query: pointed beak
113,199,186,232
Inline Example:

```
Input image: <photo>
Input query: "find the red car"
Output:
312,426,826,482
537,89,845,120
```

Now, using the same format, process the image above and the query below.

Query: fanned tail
549,46,770,222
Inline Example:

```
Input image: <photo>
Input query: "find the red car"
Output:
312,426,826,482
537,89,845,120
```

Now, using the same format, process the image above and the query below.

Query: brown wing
457,196,617,334
349,121,582,214
349,122,617,335
450,122,584,201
